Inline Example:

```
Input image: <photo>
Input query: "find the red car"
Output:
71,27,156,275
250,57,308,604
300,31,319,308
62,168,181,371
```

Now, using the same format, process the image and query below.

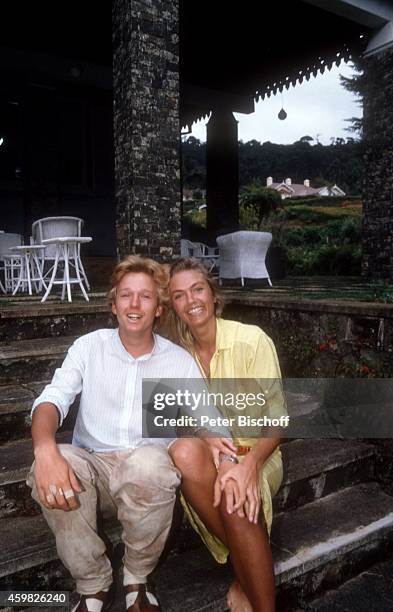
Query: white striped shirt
32,329,209,452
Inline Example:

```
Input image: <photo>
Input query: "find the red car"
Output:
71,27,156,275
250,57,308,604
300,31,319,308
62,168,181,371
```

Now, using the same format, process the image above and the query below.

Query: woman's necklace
195,346,214,379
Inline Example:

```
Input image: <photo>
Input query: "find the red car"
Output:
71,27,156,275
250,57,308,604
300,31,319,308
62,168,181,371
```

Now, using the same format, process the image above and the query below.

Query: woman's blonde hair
108,255,169,324
163,257,225,352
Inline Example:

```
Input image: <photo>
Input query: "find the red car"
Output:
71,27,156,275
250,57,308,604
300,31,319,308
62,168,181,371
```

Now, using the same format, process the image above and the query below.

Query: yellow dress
181,317,286,563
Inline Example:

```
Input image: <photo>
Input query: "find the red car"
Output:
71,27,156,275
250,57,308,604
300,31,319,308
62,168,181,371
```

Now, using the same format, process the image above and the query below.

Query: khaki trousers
27,444,180,594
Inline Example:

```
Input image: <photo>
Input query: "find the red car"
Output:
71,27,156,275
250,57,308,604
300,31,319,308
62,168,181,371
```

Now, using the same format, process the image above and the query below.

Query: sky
190,62,362,146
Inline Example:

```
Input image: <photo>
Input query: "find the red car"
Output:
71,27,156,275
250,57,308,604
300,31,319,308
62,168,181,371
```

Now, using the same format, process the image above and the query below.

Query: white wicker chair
0,232,23,293
180,239,203,257
216,231,272,286
180,239,219,272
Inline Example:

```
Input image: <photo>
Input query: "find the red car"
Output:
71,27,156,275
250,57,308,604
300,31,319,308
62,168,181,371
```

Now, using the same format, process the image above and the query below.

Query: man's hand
201,436,237,469
34,446,82,512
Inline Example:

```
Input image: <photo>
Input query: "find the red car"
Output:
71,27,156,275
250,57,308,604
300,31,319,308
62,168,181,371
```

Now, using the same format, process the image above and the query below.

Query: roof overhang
180,0,388,127
303,0,393,56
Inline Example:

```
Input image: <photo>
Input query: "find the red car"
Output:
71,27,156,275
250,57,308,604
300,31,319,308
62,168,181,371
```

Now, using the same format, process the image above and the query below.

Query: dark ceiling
0,1,112,65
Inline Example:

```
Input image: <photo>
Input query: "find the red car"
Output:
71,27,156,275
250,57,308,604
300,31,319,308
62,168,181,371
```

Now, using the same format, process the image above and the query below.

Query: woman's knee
169,438,211,476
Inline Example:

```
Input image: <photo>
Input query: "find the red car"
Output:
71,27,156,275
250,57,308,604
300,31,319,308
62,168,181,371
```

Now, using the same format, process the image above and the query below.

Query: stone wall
112,0,181,260
224,297,393,378
362,47,393,278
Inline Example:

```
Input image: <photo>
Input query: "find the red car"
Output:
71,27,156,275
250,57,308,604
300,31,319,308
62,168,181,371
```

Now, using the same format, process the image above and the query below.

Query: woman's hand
213,459,243,516
214,456,261,524
201,436,237,469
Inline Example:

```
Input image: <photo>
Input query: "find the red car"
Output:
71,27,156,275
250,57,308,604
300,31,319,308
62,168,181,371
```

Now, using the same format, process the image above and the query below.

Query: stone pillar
362,48,393,279
112,0,181,260
206,110,239,239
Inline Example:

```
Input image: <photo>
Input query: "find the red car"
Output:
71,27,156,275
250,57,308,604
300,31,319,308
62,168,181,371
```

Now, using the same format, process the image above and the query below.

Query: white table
40,237,92,302
9,245,47,296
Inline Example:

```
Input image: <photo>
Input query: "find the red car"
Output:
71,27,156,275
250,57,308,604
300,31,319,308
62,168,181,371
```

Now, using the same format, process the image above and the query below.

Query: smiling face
112,272,162,341
169,269,216,332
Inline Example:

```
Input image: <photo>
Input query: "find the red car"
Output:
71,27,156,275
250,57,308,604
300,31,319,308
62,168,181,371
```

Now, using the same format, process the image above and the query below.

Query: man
28,255,216,612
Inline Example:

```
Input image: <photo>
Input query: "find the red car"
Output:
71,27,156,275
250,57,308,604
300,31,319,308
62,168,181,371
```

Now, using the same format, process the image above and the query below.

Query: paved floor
2,277,393,314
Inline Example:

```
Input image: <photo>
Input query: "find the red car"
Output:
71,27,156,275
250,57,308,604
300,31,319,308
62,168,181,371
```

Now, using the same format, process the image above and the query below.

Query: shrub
283,243,362,276
282,204,361,225
239,204,261,230
283,226,322,247
240,180,282,223
287,196,361,208
339,217,362,243
183,208,206,228
313,244,362,275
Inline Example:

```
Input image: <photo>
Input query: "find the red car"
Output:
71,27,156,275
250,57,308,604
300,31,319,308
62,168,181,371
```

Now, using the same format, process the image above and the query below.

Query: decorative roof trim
181,42,357,129
254,44,352,103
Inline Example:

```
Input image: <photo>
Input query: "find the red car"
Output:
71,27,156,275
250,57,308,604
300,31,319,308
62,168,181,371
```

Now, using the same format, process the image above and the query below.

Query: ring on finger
46,494,55,504
63,489,75,500
48,484,57,495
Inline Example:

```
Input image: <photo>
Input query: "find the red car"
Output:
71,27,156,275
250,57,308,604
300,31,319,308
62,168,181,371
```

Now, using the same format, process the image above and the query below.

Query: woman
165,258,285,612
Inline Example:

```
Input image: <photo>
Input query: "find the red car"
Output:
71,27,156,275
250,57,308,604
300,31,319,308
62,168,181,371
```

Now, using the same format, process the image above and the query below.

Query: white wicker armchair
0,232,23,293
180,239,219,272
216,231,272,286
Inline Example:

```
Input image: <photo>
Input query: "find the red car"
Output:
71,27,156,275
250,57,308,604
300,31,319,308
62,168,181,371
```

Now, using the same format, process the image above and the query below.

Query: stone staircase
1,299,393,611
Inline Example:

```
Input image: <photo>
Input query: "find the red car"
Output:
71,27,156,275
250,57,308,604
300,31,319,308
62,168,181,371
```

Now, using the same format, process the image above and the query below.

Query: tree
182,136,363,195
339,60,365,137
240,180,282,224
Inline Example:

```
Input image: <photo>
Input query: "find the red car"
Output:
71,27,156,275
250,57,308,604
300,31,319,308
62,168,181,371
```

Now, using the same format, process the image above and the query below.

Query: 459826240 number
0,591,69,607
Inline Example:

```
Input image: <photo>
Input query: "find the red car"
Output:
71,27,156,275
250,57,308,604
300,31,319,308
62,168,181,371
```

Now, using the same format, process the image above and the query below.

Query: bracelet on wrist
219,453,239,465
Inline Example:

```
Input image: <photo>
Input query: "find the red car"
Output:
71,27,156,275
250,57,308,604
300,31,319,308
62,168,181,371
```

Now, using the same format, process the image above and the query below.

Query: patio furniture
216,230,273,286
32,216,92,302
180,239,219,272
9,245,47,296
0,232,23,293
181,239,200,257
40,237,92,302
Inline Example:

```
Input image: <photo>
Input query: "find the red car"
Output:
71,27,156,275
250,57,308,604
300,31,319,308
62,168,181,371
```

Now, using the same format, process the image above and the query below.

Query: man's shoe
124,584,160,612
71,588,114,612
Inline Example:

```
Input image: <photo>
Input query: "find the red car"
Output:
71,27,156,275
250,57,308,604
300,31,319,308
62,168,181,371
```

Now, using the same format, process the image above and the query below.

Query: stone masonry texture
362,47,393,279
113,0,181,260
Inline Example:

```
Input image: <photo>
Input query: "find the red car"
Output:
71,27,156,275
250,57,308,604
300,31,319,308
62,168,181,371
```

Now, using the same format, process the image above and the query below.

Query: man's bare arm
32,402,60,452
32,403,81,511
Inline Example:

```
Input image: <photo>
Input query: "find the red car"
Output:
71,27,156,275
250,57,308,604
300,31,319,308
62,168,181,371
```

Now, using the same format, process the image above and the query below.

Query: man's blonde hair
108,255,169,312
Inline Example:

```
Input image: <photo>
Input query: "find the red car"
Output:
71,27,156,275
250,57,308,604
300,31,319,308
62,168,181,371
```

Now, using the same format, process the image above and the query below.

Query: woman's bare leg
169,438,227,541
220,501,275,611
169,439,275,612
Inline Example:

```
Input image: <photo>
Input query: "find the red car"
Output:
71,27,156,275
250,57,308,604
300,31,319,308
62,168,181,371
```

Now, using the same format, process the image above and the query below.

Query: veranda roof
180,0,371,128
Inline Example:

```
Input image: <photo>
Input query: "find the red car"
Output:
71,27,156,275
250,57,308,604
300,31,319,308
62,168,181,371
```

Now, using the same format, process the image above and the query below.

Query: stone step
0,382,77,442
303,555,393,612
275,437,376,512
0,337,76,386
0,385,37,443
0,432,72,519
0,437,377,519
0,297,111,342
1,483,393,611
